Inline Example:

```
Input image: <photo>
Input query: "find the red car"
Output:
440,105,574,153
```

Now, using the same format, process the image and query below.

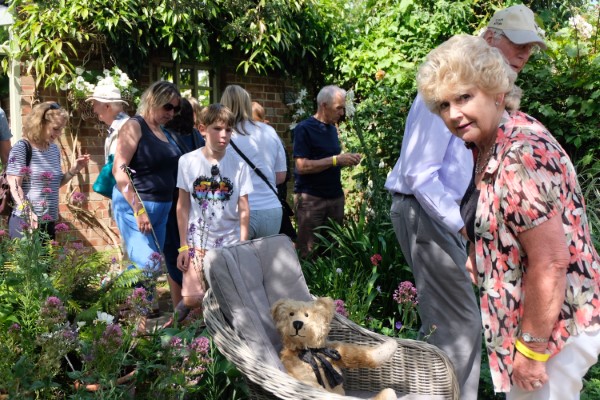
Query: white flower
298,88,307,99
569,15,593,39
367,179,373,188
289,122,298,130
378,160,385,169
59,83,68,91
103,69,111,77
75,67,85,76
336,268,342,274
95,311,114,325
294,107,305,117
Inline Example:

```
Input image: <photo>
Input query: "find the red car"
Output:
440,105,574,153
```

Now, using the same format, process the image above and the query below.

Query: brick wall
13,58,297,252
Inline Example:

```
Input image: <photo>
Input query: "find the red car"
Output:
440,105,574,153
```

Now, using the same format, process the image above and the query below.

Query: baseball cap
487,5,547,49
86,83,128,104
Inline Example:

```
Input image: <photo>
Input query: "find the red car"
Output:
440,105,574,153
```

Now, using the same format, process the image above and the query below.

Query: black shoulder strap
163,129,191,154
21,139,32,166
229,139,279,199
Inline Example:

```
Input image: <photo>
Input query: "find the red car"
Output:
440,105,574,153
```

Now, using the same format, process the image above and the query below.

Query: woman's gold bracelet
515,339,550,362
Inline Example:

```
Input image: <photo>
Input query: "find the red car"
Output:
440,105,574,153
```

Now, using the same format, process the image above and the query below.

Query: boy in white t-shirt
176,103,253,308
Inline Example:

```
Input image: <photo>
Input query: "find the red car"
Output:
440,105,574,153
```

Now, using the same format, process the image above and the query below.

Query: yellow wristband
515,339,550,362
332,155,337,167
134,208,146,217
178,245,190,253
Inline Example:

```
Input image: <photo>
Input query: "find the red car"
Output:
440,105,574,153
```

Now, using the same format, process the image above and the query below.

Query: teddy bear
271,296,398,400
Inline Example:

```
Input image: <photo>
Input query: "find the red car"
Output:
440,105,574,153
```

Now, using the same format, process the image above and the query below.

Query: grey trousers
391,194,481,400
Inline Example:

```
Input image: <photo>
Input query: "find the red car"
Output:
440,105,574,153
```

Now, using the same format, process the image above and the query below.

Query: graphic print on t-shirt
191,175,234,203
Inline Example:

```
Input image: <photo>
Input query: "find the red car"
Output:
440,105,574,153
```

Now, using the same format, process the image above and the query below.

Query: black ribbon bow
298,347,344,389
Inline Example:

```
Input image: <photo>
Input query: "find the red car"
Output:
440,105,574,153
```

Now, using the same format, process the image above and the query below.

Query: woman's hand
177,251,190,272
512,348,549,391
135,211,152,234
74,154,90,172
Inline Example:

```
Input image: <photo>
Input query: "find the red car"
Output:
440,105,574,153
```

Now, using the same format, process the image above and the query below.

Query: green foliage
8,0,346,89
519,4,600,161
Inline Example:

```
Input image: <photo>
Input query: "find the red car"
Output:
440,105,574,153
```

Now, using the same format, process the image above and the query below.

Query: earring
495,101,500,106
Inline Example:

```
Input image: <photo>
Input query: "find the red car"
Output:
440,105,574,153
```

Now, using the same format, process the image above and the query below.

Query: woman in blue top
112,81,182,272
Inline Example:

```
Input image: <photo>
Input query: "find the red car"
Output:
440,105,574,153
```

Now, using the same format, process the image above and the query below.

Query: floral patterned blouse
475,111,600,392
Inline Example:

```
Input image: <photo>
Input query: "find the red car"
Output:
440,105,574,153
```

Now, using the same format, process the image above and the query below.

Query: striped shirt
6,141,63,220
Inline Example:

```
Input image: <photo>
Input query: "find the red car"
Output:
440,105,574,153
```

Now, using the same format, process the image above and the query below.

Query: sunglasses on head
162,103,181,113
43,102,61,119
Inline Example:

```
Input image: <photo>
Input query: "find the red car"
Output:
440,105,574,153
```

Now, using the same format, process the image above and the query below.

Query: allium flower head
20,166,32,175
40,296,67,327
99,323,123,350
41,214,53,221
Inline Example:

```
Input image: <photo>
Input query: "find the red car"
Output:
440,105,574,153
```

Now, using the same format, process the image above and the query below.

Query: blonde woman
220,85,287,239
418,34,600,398
6,102,89,238
112,81,182,271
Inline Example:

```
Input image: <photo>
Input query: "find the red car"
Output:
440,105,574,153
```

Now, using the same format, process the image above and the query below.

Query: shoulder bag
229,139,297,239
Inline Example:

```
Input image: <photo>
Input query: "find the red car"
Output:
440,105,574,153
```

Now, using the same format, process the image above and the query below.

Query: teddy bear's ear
271,298,289,320
315,297,335,321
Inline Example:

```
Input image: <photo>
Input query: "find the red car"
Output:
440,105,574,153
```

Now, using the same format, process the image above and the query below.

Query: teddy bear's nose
293,320,303,332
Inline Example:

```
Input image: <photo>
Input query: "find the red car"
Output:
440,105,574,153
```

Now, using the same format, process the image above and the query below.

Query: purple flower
71,191,86,204
122,287,151,321
38,200,47,208
393,281,418,306
41,171,54,180
42,187,52,194
41,214,53,221
72,242,83,250
40,296,67,327
189,337,210,355
169,336,183,348
99,323,123,349
50,240,59,247
46,296,62,307
334,299,348,317
395,321,403,330
150,252,162,262
111,257,118,264
55,222,69,232
19,222,30,230
8,323,21,333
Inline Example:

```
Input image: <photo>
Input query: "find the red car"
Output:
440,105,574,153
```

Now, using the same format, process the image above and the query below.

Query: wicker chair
202,235,460,400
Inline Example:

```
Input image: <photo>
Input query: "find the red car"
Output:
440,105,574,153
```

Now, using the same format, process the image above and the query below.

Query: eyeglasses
43,102,61,120
162,103,181,113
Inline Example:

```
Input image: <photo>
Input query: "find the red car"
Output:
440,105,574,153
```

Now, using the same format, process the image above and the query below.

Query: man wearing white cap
384,5,545,399
86,82,130,163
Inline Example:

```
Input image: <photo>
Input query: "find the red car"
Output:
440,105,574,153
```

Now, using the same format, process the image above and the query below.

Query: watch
521,332,548,343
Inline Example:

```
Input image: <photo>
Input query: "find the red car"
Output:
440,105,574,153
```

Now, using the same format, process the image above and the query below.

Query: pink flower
189,337,210,355
393,281,418,306
334,299,348,317
71,191,86,204
42,187,52,194
0,229,6,236
370,253,382,266
41,214,53,221
55,222,69,232
19,166,32,175
72,242,83,250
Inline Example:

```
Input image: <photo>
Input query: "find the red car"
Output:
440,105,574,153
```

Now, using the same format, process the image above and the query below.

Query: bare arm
294,152,362,175
510,213,570,391
176,188,191,271
238,194,250,241
113,119,142,207
275,171,287,185
0,140,10,168
60,154,90,186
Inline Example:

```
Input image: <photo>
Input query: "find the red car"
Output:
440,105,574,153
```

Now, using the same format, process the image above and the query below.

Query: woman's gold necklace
475,145,495,174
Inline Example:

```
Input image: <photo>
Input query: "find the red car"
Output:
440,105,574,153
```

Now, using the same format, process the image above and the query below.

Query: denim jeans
249,207,283,240
112,186,171,271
